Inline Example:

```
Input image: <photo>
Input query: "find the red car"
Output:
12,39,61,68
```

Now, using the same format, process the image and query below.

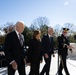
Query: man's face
16,23,25,33
63,31,67,36
48,28,54,35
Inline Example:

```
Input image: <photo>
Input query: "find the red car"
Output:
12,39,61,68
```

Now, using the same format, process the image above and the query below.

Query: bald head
48,27,54,35
15,21,25,33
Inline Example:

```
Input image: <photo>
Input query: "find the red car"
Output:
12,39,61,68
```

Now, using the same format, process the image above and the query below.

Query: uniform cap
63,28,69,32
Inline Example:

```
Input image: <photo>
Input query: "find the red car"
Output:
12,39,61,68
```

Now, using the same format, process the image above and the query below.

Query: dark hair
33,30,40,38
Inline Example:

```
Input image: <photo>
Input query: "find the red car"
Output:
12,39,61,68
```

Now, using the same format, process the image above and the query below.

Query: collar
48,34,52,37
15,30,19,35
15,30,20,38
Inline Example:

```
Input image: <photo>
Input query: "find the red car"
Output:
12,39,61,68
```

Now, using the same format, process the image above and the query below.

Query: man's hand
63,44,67,48
67,45,74,53
44,53,49,58
24,59,26,64
11,61,17,70
69,49,73,53
53,54,55,57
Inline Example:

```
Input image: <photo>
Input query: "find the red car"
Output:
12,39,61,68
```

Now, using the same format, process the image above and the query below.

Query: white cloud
64,1,69,6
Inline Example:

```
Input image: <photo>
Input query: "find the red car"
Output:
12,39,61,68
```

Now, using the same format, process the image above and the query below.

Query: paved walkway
0,53,76,75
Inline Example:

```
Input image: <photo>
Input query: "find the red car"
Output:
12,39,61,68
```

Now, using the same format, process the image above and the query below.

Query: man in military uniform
58,28,73,75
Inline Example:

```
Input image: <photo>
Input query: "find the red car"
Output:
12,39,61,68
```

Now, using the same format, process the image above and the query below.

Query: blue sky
0,0,76,27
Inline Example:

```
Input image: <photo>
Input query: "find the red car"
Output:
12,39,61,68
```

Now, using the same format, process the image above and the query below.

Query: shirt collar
48,34,52,38
15,30,19,36
15,30,24,40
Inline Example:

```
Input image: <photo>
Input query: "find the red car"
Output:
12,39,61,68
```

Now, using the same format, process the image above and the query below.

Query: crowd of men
4,21,74,75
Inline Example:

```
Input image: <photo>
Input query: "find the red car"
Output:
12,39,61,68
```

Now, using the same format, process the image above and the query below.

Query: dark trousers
58,55,70,75
29,61,40,75
8,62,26,75
40,53,51,75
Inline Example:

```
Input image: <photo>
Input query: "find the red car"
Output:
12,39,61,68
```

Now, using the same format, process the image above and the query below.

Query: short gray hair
14,21,25,30
48,27,53,32
15,21,24,26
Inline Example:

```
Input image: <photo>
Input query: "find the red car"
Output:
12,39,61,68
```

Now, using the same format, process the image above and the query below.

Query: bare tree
3,22,14,34
54,23,75,36
63,23,75,35
30,17,50,30
54,24,62,37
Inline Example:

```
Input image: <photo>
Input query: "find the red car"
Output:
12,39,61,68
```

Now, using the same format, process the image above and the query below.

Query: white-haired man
40,27,55,75
4,21,26,75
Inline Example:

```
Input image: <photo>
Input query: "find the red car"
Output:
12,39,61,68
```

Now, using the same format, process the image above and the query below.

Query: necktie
49,37,52,42
19,33,23,46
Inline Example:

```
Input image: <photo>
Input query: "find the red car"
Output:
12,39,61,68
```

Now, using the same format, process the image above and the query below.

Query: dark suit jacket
27,38,42,63
58,34,70,56
41,34,54,55
4,31,25,65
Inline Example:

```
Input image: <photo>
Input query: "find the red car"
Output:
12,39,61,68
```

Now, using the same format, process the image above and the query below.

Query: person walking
58,28,74,75
4,21,26,75
40,27,55,75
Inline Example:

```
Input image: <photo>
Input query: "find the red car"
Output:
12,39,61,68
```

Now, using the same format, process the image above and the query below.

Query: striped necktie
19,33,23,46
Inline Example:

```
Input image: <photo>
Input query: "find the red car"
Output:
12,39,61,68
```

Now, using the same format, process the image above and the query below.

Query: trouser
40,53,51,75
29,61,40,75
8,62,26,75
58,55,70,75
